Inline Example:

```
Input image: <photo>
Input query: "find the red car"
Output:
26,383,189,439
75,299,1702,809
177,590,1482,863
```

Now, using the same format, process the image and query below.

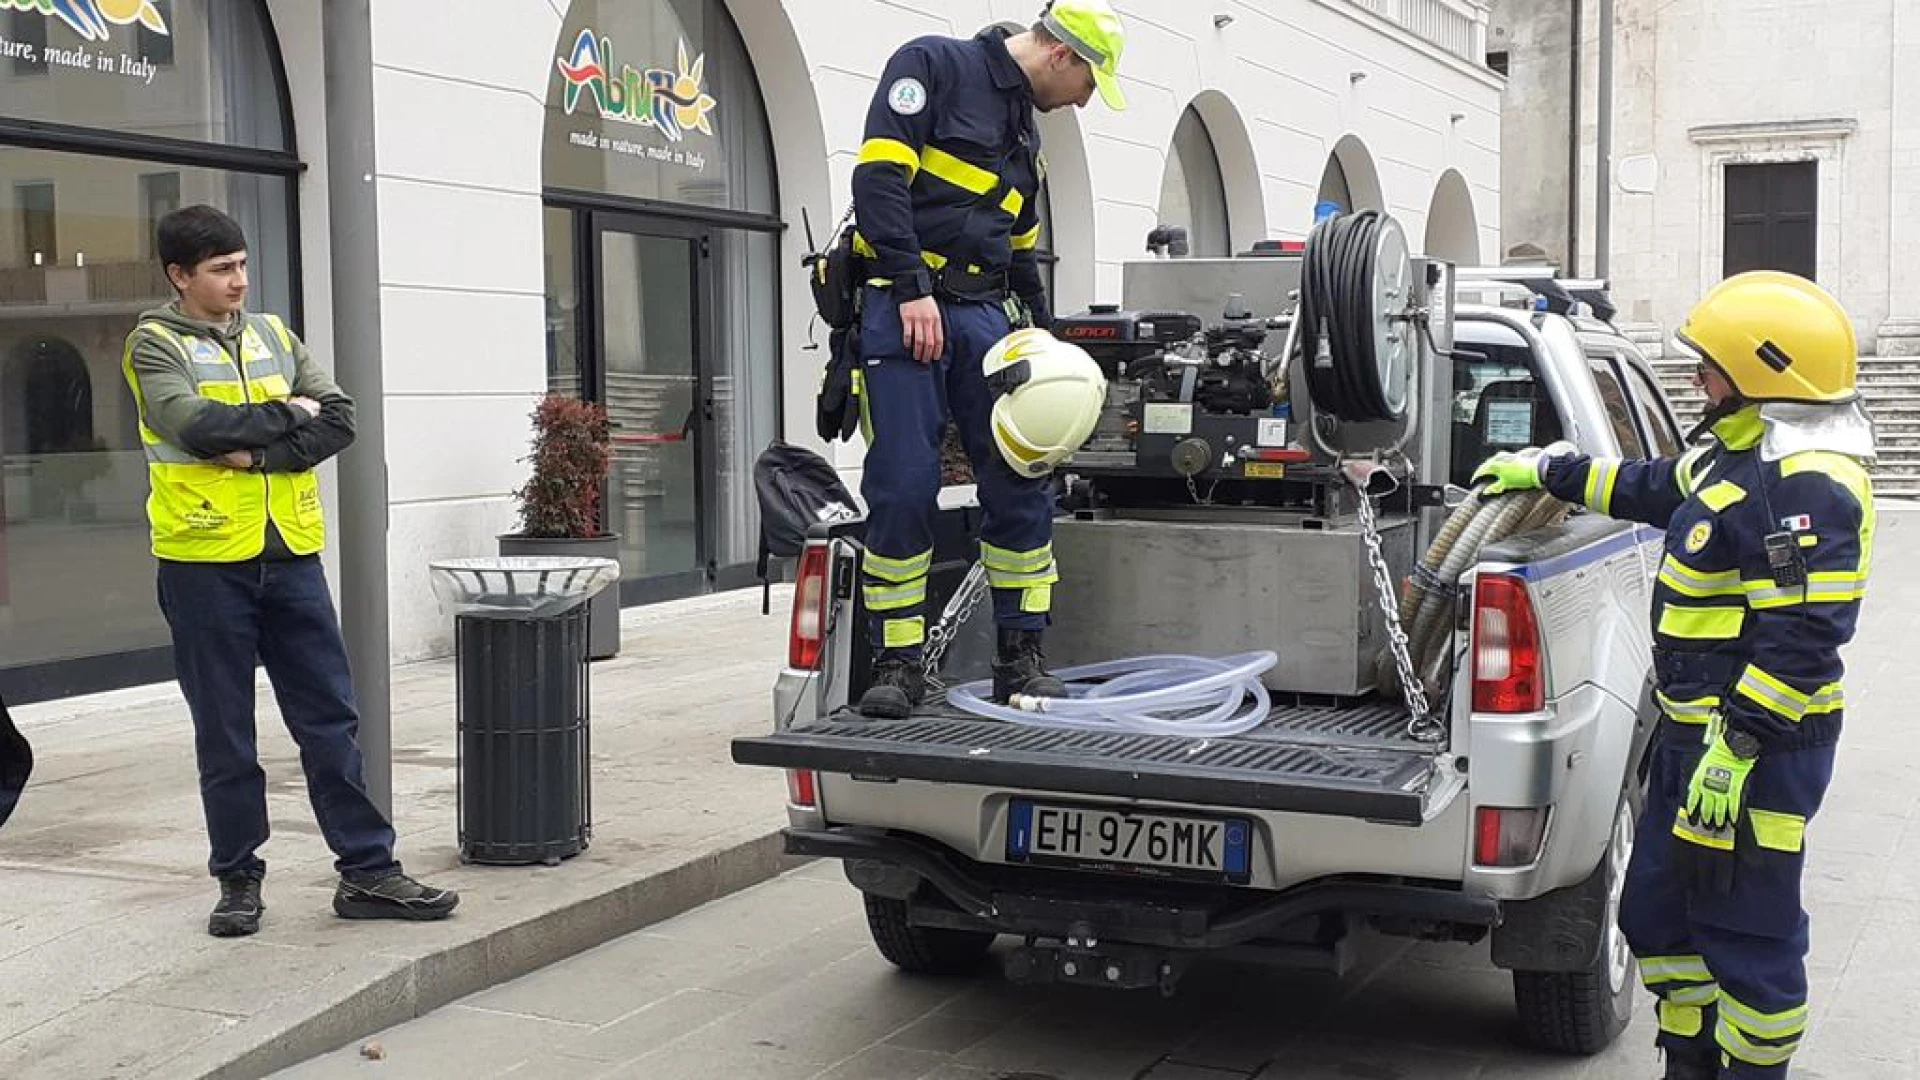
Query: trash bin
428,556,620,866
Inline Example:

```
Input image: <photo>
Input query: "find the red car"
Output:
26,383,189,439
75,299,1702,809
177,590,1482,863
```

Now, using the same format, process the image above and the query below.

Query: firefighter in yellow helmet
1476,271,1874,1078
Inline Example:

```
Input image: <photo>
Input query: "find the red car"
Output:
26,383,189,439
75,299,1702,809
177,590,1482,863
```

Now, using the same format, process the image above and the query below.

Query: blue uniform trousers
159,556,401,882
857,286,1055,655
1620,726,1835,1076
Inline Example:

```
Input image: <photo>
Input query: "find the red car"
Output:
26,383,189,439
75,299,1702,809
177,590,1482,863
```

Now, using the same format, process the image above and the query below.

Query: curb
163,830,800,1080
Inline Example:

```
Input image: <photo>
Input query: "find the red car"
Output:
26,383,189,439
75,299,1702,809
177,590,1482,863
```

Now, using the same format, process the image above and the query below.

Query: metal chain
922,561,989,689
1351,472,1444,742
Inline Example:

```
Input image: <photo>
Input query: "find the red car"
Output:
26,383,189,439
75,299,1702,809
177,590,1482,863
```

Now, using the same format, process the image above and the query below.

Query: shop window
542,0,782,596
139,172,181,258
138,0,174,67
1,0,284,150
1157,106,1232,257
7,10,47,76
0,0,296,702
16,182,54,266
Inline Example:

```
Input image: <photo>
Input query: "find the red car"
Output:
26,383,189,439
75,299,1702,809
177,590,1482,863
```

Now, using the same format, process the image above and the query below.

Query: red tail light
786,769,819,809
788,543,832,670
1475,806,1549,866
1472,572,1545,713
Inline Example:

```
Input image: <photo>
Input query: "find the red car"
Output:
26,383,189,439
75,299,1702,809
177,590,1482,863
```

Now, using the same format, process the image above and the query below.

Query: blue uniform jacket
852,27,1046,314
1540,407,1874,751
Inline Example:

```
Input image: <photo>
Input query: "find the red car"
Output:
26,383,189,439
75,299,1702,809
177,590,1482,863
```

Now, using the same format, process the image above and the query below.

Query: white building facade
0,0,1499,701
1490,0,1920,358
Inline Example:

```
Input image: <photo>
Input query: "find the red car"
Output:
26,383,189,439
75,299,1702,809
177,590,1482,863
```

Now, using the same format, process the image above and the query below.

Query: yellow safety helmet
983,328,1108,477
1042,0,1127,111
1675,271,1857,404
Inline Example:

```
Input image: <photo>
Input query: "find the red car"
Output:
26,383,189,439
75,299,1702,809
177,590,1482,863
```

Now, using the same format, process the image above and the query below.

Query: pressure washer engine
1053,300,1305,487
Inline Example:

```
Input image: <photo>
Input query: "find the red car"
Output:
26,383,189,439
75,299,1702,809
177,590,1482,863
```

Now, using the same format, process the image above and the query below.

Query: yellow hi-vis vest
123,314,326,562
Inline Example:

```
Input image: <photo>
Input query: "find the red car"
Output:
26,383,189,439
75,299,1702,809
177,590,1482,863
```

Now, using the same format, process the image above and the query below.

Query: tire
862,893,996,975
1512,786,1641,1054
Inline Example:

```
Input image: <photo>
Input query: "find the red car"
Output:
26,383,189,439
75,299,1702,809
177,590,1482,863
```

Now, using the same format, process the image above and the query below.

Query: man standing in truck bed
850,0,1127,718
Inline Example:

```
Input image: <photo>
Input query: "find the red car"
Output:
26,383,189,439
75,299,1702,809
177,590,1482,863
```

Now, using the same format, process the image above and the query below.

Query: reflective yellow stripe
1659,555,1743,598
1717,1026,1798,1067
999,187,1024,219
1677,446,1710,497
1719,991,1809,1039
1657,691,1719,725
1743,570,1867,609
864,549,932,583
1640,955,1712,984
863,579,926,612
1584,458,1619,513
981,542,1053,573
987,566,1059,590
1804,682,1843,715
857,137,921,179
1781,450,1875,582
263,313,295,352
850,233,979,279
1673,813,1734,850
1736,665,1812,721
1012,224,1041,251
1666,983,1719,1007
1748,809,1807,853
1020,584,1051,613
920,145,997,195
1658,1000,1705,1038
1657,604,1746,640
1697,480,1747,512
883,616,925,648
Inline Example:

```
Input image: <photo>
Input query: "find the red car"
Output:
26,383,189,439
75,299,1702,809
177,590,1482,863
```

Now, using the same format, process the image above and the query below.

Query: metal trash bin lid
428,557,620,618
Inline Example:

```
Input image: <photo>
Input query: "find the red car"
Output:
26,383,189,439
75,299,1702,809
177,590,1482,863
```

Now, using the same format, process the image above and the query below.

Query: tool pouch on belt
806,224,863,331
815,324,862,443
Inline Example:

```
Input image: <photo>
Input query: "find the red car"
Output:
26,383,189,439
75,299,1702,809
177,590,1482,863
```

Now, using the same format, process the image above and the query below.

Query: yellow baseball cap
1042,0,1127,110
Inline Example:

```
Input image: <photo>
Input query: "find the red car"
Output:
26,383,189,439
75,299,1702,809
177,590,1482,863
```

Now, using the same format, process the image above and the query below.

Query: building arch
1424,169,1481,264
1316,133,1386,216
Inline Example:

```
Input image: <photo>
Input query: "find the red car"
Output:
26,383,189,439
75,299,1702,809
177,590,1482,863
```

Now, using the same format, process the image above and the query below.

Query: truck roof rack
1452,265,1618,324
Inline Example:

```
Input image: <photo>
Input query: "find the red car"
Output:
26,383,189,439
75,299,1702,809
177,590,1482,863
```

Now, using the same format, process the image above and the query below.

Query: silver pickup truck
735,255,1689,1056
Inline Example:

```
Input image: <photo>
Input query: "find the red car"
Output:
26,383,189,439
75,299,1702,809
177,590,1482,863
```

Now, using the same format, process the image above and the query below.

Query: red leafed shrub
513,394,612,538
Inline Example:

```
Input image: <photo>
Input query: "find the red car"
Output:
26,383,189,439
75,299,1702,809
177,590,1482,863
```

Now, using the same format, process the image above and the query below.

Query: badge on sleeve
1684,520,1713,554
1780,513,1812,532
888,77,926,116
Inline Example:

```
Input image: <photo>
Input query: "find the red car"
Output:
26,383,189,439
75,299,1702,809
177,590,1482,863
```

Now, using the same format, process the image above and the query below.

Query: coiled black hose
1301,211,1403,423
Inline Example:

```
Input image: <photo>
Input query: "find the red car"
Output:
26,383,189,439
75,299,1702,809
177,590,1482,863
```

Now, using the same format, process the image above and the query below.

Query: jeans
157,556,399,881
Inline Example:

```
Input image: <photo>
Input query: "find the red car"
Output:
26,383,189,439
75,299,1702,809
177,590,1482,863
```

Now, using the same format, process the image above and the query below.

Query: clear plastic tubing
945,652,1279,739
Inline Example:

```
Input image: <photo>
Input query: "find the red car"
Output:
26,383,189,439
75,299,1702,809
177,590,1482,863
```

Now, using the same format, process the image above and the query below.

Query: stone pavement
0,586,799,1080
282,504,1920,1080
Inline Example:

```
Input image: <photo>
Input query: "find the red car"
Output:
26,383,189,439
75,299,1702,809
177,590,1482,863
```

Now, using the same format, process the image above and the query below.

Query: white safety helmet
982,328,1108,477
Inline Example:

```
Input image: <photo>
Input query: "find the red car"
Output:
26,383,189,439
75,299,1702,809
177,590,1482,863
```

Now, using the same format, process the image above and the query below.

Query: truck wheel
1512,792,1638,1054
862,893,995,975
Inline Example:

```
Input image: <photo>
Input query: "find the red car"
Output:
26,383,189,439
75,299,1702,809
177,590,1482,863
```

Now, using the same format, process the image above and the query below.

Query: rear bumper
788,826,1502,951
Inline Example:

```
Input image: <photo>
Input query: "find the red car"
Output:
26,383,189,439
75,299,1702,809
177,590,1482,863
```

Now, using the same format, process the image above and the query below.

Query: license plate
1007,800,1251,883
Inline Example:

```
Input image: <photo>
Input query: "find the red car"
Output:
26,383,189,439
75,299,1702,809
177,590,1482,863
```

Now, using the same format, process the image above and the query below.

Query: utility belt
1651,648,1843,750
928,263,1009,304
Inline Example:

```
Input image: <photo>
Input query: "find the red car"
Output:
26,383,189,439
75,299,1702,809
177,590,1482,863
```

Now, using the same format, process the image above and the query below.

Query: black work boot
209,874,263,938
1660,1036,1722,1080
333,872,459,922
857,653,925,719
993,628,1067,704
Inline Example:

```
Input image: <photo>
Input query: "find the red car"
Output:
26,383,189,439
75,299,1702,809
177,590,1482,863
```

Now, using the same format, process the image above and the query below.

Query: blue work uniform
1540,407,1874,1076
852,27,1055,655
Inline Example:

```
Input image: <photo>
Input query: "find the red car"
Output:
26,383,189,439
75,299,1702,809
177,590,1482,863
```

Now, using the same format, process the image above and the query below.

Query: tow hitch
1001,922,1193,997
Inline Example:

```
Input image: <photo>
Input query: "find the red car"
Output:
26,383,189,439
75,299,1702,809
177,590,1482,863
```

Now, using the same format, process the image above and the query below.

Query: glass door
592,217,711,604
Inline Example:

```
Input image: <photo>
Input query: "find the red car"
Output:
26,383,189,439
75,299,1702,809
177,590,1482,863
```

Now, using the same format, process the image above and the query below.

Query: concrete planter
498,533,623,660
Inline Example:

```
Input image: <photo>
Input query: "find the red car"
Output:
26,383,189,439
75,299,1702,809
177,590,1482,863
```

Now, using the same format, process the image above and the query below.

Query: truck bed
732,696,1443,825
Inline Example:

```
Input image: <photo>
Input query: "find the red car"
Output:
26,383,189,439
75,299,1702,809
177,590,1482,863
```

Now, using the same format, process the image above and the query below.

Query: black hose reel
1299,210,1418,425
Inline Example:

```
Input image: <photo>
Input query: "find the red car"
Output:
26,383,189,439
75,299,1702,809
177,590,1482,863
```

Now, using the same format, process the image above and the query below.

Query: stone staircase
1650,356,1920,498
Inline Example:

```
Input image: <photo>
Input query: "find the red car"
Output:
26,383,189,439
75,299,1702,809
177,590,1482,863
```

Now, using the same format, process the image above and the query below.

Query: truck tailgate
731,701,1440,825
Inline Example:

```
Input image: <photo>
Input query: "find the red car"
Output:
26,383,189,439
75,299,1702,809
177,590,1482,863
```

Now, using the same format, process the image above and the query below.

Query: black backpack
754,440,860,613
0,691,29,831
